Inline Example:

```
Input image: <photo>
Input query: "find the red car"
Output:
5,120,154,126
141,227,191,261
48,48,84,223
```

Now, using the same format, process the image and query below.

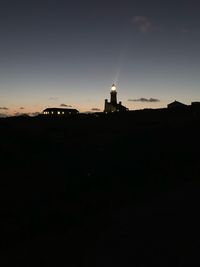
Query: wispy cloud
128,98,160,103
176,23,190,34
91,108,101,111
20,107,25,109
133,16,153,33
14,112,30,117
60,104,72,107
0,107,9,110
49,97,59,100
180,28,189,33
31,112,40,117
14,112,40,117
0,113,8,117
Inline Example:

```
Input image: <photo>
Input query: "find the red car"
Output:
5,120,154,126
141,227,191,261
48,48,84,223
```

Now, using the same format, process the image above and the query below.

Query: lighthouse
104,83,128,113
110,84,117,105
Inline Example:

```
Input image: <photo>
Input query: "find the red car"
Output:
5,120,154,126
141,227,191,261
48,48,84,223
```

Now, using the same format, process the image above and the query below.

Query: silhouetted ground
1,108,200,266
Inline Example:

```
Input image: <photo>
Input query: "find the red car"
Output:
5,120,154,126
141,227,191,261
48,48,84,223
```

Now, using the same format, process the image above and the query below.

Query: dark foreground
1,109,200,266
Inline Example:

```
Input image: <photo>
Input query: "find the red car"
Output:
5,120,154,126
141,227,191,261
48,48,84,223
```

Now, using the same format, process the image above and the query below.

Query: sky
1,0,200,116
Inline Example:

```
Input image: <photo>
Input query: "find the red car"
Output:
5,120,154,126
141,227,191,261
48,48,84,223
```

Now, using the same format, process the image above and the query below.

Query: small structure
191,101,200,115
104,84,128,113
191,101,200,107
43,108,79,116
167,100,188,109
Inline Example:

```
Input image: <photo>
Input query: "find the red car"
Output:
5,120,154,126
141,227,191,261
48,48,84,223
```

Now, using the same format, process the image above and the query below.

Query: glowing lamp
111,84,116,91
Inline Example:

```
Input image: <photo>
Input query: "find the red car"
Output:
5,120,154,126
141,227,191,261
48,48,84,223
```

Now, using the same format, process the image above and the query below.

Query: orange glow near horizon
0,100,169,117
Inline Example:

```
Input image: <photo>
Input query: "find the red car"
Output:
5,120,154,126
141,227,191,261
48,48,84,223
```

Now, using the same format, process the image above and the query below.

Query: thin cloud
49,97,59,100
91,108,101,111
0,113,8,117
14,112,40,117
133,16,153,33
60,104,72,107
31,112,40,117
177,23,190,34
14,112,30,117
0,107,9,110
180,28,189,33
20,107,25,109
128,98,160,103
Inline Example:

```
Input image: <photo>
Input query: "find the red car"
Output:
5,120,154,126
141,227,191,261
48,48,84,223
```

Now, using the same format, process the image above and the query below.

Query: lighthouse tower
104,83,128,113
110,84,117,105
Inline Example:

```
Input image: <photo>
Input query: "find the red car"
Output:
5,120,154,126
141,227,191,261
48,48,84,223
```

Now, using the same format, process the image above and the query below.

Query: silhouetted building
43,108,79,116
167,100,188,109
191,101,200,107
191,102,200,116
104,84,128,113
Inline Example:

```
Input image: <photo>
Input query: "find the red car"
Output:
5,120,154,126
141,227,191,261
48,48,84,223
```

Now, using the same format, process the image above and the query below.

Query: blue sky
0,0,200,116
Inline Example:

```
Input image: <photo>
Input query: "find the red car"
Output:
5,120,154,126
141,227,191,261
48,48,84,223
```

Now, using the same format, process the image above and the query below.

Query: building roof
191,101,200,105
167,100,187,108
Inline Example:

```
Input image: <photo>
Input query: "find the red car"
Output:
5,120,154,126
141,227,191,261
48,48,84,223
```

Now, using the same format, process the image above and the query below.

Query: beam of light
112,23,133,86
113,47,126,85
114,68,121,85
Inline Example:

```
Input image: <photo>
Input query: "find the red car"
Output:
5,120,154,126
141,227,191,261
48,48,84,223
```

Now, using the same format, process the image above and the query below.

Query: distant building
43,108,79,116
167,100,188,109
191,101,200,116
191,101,200,107
104,84,128,113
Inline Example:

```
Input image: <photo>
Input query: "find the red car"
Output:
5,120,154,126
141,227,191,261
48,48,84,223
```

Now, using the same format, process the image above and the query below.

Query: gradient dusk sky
1,0,200,116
